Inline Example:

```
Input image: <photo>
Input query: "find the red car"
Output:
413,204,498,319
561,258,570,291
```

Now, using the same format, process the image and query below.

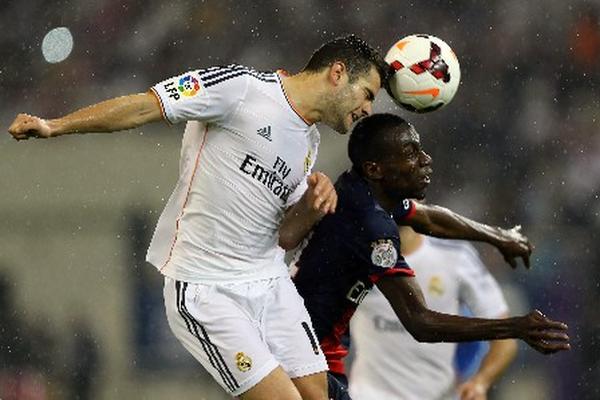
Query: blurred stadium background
1,1,599,399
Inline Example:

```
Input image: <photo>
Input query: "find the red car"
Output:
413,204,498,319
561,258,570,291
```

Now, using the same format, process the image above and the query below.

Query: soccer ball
385,34,461,113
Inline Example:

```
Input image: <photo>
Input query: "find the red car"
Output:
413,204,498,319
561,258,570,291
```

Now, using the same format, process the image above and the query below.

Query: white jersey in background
348,237,508,400
147,65,319,283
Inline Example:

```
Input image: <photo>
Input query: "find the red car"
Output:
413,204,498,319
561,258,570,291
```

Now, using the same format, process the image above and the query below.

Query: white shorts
163,275,328,396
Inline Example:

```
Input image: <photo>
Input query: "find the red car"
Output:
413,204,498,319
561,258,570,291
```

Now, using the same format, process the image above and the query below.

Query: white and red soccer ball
385,34,461,113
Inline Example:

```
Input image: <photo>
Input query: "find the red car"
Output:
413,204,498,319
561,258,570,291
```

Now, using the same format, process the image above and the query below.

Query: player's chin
332,120,351,134
339,113,361,134
413,191,427,201
411,185,428,200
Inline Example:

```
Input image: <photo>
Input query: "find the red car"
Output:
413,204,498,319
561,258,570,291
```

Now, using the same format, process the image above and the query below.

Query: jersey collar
276,70,313,127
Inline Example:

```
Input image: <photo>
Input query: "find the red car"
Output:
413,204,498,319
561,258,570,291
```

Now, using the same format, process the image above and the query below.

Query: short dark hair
303,34,390,84
348,113,414,175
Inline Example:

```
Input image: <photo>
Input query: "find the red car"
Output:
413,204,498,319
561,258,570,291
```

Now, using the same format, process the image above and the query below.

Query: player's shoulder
335,176,397,225
336,170,376,211
196,64,278,88
336,172,398,238
312,171,392,242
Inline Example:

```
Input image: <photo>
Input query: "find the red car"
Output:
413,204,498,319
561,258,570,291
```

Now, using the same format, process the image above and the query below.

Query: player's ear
328,61,347,86
363,161,384,180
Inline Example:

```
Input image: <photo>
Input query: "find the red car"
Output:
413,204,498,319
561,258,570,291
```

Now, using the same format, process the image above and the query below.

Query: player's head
303,35,389,134
348,113,433,201
304,35,389,84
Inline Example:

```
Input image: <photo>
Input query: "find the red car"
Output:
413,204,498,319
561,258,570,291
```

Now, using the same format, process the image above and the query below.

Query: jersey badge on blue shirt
370,239,398,268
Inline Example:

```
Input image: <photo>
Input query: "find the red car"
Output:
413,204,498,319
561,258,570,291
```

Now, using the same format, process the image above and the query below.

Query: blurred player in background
289,113,570,399
8,35,387,400
349,226,518,400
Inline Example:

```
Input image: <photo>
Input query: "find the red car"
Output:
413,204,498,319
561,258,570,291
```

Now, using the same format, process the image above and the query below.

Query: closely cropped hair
348,113,415,175
303,34,390,85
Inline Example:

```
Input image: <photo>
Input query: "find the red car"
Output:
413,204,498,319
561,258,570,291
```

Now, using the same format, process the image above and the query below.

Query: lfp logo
178,75,200,97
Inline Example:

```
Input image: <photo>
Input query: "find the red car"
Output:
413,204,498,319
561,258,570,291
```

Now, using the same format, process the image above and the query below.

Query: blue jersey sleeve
357,212,414,283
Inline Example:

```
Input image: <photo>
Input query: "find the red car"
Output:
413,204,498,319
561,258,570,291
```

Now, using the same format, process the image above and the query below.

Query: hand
303,171,337,216
8,113,53,140
518,310,570,354
495,225,533,269
458,378,488,400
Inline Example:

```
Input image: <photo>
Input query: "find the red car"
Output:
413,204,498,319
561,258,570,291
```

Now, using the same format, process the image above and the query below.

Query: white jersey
146,65,319,283
349,237,508,400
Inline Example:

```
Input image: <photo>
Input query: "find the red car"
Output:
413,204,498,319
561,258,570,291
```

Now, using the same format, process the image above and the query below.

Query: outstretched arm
376,274,570,354
404,203,533,268
457,331,518,400
8,91,163,140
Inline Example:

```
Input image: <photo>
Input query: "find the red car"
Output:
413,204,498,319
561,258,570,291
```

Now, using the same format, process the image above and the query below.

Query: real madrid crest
370,239,398,268
235,352,252,372
428,276,445,296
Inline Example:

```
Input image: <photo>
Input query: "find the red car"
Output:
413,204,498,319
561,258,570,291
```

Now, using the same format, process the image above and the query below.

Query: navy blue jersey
293,169,415,374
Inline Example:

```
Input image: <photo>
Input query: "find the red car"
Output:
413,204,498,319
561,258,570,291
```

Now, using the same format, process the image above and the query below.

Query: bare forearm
279,202,322,250
379,276,522,342
380,275,568,355
48,92,162,137
408,203,532,268
279,172,336,250
406,309,522,343
410,204,502,246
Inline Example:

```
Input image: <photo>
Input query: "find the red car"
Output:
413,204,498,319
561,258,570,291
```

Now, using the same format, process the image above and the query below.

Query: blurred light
41,27,73,63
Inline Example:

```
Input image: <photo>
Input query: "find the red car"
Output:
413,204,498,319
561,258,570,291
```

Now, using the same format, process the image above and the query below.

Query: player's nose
420,150,433,166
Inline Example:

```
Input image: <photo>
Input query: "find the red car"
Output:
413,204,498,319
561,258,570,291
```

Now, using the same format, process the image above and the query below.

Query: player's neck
399,227,424,255
280,72,327,125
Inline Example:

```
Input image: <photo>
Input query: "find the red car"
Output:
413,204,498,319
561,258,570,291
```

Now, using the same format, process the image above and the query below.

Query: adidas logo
257,126,272,141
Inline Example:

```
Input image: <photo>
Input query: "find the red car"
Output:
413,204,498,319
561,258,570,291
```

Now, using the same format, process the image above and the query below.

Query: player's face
323,66,381,134
379,129,433,201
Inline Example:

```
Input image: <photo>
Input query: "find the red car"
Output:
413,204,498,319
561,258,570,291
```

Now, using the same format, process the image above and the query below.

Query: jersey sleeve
457,244,509,318
151,65,249,124
358,214,414,283
392,199,416,224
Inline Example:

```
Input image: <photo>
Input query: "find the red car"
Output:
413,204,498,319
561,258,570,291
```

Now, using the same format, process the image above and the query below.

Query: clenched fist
8,113,53,140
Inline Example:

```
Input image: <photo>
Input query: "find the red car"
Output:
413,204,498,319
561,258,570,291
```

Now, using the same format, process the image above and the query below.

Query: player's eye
403,145,418,158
